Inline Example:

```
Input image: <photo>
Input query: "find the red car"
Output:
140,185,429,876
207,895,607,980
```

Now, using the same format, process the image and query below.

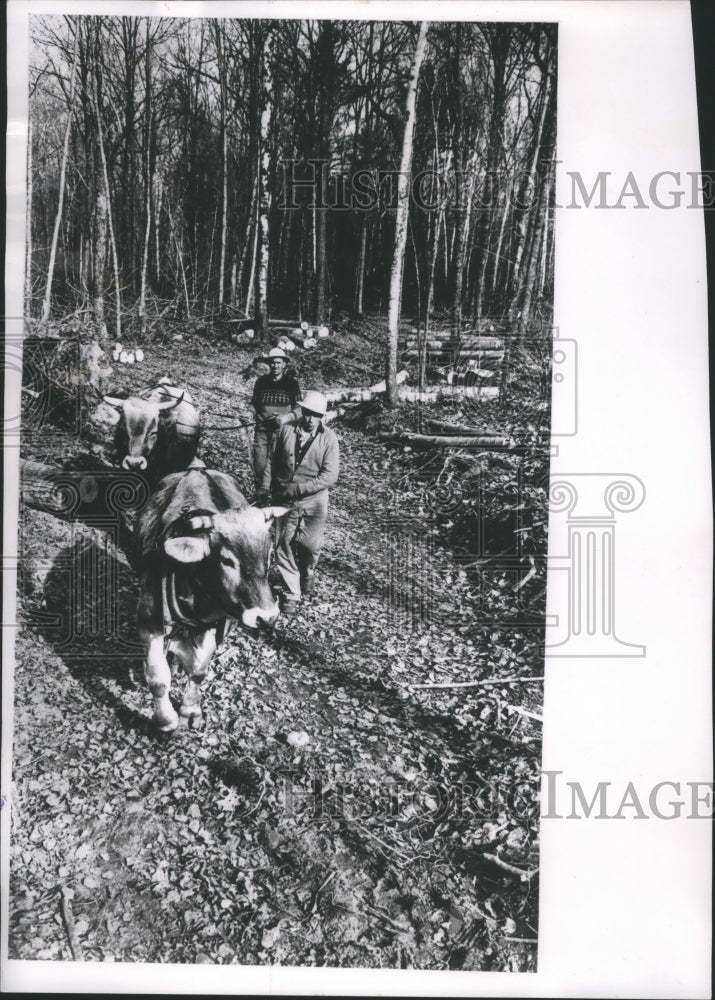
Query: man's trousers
274,490,329,600
253,425,276,489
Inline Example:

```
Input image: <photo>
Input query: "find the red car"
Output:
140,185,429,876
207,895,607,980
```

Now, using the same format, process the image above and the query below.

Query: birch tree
255,22,275,341
386,20,428,407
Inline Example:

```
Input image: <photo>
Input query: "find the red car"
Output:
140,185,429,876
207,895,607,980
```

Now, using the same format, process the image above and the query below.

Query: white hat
300,390,328,416
262,346,288,361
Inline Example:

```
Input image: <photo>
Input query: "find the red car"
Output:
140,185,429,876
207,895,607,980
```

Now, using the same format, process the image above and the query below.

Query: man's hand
275,413,291,428
278,483,300,501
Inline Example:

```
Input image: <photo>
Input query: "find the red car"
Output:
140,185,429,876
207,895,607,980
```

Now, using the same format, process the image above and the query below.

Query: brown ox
134,467,288,733
103,378,201,484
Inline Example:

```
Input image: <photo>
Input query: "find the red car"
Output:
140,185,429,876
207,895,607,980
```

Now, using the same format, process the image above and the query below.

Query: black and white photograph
2,1,711,996
9,7,555,972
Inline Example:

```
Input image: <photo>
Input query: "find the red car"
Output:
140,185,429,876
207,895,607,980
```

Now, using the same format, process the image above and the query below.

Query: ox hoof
156,721,180,739
179,709,204,730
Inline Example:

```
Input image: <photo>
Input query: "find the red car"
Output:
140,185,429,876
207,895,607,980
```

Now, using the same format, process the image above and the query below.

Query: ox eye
220,554,237,568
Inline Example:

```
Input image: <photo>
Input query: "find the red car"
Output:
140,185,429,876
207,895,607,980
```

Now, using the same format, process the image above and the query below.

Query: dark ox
103,378,200,483
134,467,288,733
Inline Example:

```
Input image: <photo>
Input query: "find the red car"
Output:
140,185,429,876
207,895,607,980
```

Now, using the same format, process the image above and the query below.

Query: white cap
300,390,328,416
262,347,288,361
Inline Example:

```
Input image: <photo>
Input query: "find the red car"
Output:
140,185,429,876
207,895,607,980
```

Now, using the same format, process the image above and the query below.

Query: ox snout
122,455,148,471
242,602,280,631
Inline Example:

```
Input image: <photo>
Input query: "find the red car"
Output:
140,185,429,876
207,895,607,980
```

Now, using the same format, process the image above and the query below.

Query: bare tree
386,20,429,407
255,22,275,341
40,19,78,324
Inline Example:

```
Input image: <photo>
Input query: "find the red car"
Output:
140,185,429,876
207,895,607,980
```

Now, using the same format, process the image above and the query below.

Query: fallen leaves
10,325,546,972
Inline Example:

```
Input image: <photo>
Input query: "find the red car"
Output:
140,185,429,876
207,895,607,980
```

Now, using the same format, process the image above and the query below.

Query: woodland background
27,17,556,347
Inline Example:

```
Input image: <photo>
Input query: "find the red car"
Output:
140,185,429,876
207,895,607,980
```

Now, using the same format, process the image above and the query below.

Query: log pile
230,318,332,350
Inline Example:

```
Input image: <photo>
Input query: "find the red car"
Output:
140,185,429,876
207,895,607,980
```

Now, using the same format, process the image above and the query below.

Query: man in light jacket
263,390,339,612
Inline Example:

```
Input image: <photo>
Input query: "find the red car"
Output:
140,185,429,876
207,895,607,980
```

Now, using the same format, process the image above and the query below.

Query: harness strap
161,569,229,644
158,467,239,644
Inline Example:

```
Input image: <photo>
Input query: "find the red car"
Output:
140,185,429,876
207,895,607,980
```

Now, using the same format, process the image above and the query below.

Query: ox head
164,505,290,630
103,392,184,472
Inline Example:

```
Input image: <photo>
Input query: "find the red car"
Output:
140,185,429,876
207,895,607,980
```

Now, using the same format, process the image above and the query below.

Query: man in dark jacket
265,390,339,612
251,347,301,498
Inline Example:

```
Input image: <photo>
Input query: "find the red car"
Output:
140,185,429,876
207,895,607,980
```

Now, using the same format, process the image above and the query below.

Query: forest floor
9,314,551,971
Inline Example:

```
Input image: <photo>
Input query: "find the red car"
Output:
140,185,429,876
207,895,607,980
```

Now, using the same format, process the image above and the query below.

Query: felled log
422,417,501,436
404,338,458,351
377,431,510,448
404,348,505,360
20,459,71,515
405,335,503,350
399,385,499,402
325,369,408,404
19,458,147,523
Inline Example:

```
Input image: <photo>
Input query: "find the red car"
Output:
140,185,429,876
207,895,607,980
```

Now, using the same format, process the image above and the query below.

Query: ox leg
143,634,179,733
170,628,217,727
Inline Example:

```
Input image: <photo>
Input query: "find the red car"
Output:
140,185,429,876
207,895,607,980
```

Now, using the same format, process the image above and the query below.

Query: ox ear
262,506,292,523
94,400,122,426
158,392,184,412
164,534,211,564
99,396,124,425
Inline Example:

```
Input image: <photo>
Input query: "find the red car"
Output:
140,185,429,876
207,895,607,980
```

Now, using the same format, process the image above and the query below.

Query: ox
103,377,200,483
134,466,288,733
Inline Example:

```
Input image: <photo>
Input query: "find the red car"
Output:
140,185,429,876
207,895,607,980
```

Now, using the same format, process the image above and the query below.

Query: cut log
404,338,459,351
19,458,142,520
404,335,503,350
378,431,510,448
422,417,501,436
399,386,499,402
403,349,504,361
267,318,328,336
325,369,408,405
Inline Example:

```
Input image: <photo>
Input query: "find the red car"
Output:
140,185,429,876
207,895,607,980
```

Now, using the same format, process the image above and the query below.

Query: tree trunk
449,23,466,340
154,173,164,290
93,190,108,326
354,217,367,315
139,22,152,335
518,171,550,340
473,24,509,320
215,24,228,312
25,119,33,318
315,160,327,324
230,257,237,305
386,20,429,407
245,157,260,316
255,26,275,342
237,173,258,305
517,76,556,338
92,28,121,343
40,23,78,324
510,70,551,302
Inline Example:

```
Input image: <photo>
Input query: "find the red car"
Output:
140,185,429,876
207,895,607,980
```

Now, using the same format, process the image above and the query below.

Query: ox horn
103,394,125,408
158,391,184,411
